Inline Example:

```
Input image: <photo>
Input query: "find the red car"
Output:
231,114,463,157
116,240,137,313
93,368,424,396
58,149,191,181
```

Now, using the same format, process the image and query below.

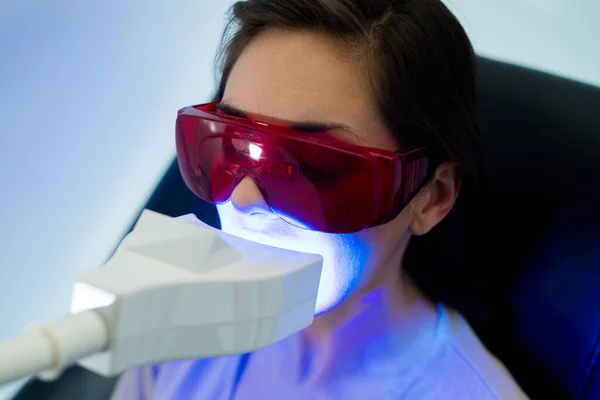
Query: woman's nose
230,176,273,215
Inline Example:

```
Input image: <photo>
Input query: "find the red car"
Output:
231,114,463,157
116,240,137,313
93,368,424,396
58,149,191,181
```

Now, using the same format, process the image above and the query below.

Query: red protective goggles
176,102,429,234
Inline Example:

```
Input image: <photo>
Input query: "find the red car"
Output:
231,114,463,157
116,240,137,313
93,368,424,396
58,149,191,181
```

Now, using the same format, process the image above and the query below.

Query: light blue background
0,0,598,398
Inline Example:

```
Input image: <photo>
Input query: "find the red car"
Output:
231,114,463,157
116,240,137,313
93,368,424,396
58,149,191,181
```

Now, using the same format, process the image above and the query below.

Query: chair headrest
474,57,600,400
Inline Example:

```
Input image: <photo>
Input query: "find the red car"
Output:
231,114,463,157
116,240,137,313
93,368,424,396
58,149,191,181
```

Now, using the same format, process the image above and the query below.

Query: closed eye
215,102,361,140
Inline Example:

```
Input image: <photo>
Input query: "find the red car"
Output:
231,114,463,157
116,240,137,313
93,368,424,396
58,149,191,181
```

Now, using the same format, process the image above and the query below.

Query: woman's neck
301,247,439,382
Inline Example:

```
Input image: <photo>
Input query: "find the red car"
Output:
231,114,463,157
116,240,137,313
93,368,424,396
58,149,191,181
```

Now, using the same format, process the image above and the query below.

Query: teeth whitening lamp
0,210,323,384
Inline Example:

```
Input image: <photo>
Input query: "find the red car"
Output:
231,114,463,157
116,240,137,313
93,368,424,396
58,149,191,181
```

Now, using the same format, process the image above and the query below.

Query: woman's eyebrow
215,102,359,136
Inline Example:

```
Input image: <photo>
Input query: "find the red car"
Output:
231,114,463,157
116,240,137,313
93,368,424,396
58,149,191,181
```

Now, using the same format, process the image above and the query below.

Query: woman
113,0,527,398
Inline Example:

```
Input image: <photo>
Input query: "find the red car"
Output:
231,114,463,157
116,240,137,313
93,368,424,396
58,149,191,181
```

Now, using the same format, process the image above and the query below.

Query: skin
216,28,462,380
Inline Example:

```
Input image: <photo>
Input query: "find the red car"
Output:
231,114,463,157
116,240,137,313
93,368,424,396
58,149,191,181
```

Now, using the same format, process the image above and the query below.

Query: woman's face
217,29,418,314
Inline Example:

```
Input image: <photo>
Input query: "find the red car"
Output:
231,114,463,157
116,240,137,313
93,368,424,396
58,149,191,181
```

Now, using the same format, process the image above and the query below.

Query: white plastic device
0,210,323,384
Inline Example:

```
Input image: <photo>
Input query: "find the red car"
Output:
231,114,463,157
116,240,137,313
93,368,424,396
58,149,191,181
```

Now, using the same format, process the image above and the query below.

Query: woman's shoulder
404,305,529,400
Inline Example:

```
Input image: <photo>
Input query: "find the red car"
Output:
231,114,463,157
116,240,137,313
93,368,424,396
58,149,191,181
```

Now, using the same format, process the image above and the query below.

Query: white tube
0,310,109,384
0,330,55,383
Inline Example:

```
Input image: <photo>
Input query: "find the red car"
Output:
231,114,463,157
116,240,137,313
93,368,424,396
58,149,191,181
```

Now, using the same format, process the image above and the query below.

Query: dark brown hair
214,0,479,177
213,0,483,316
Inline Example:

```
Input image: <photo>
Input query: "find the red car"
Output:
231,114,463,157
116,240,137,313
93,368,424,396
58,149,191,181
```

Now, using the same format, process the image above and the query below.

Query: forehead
221,29,396,149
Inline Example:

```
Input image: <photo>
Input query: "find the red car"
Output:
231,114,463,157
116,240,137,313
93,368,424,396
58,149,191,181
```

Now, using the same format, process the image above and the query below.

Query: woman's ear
409,161,462,236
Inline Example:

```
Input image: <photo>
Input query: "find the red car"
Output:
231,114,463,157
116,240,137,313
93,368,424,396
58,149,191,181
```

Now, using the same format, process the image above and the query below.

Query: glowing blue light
217,201,353,314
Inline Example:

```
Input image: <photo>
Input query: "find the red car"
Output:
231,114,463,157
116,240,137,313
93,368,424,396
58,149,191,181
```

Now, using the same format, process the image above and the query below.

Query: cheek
358,206,413,255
